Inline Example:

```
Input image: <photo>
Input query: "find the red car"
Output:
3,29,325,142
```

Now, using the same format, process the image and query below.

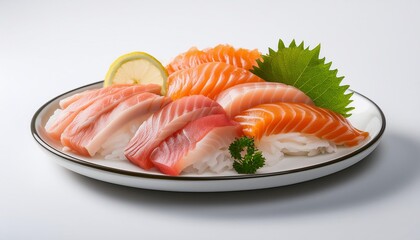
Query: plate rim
31,81,386,181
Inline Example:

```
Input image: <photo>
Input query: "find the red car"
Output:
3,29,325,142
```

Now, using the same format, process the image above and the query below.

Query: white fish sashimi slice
150,114,240,176
59,89,94,109
124,95,226,170
59,84,142,109
60,86,165,156
216,82,314,118
47,86,127,140
181,125,240,175
85,93,172,156
46,84,161,140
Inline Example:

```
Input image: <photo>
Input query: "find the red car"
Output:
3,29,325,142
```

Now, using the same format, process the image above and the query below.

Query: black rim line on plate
30,81,387,181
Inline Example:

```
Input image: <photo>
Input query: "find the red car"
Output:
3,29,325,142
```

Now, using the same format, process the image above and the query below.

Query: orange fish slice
166,62,265,100
166,44,261,74
234,102,369,147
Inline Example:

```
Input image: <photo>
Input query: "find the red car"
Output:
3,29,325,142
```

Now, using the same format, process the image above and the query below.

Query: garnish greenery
251,39,354,117
229,136,265,174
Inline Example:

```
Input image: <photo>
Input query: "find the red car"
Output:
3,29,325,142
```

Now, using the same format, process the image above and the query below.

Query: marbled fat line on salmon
124,95,226,170
234,102,369,147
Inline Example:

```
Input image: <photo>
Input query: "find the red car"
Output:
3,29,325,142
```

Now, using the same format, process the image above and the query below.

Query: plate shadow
64,131,418,219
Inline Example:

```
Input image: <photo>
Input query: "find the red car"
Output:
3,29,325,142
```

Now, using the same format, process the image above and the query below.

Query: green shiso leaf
251,39,354,117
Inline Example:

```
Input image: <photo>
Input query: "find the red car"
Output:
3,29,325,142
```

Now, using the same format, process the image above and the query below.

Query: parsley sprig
229,137,265,174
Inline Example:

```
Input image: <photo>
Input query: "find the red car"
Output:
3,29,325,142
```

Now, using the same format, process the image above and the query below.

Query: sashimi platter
32,39,385,192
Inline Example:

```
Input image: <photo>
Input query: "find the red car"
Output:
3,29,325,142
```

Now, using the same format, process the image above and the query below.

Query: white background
1,0,419,239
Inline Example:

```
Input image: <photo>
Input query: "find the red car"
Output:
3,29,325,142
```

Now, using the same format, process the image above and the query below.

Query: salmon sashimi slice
166,62,265,100
166,44,261,75
60,86,163,155
60,92,171,156
124,95,226,170
234,102,369,147
216,82,314,118
150,114,240,176
46,84,161,140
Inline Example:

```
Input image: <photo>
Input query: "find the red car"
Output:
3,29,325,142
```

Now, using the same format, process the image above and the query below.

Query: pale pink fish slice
150,114,240,176
124,95,226,170
59,84,134,109
83,93,171,156
59,90,93,109
46,84,161,140
215,82,314,118
60,86,162,156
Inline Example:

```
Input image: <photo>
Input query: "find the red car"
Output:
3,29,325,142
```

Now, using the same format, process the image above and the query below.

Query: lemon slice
104,52,168,95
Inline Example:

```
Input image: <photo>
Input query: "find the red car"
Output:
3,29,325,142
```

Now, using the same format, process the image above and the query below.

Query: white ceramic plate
31,82,386,192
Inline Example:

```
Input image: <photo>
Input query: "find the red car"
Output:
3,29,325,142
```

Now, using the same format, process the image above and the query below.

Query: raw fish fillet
234,102,369,147
60,86,165,155
59,84,135,109
124,95,226,169
216,82,314,117
150,114,240,176
167,62,264,100
46,84,161,140
61,92,171,156
166,44,261,74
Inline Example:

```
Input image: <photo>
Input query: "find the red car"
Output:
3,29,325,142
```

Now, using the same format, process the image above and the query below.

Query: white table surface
1,0,419,239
